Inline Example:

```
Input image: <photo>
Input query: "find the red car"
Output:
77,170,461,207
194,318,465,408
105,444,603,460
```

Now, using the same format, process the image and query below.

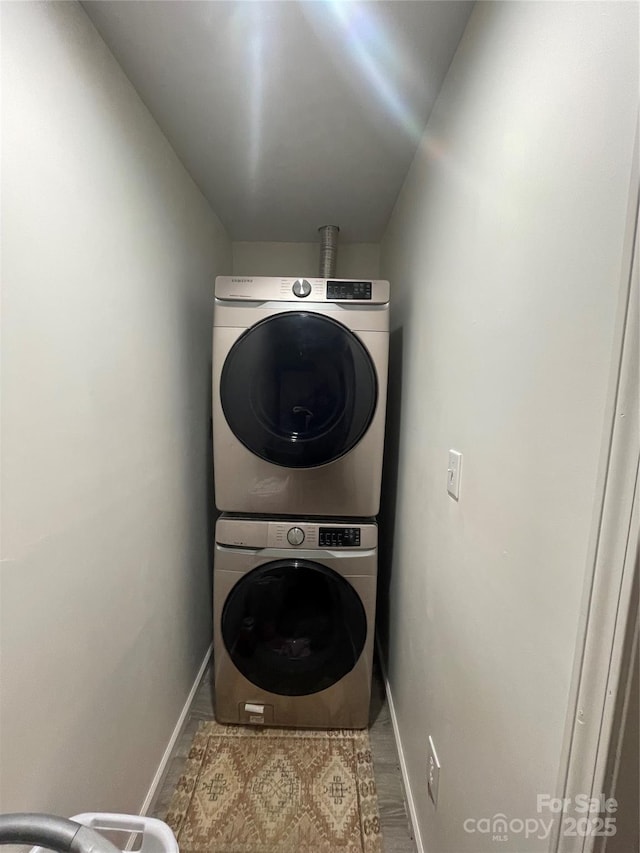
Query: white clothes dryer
212,276,389,517
213,515,377,729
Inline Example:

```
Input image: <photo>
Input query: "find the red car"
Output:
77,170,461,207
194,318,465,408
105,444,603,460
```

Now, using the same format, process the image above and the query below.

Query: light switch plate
447,450,462,500
427,735,441,807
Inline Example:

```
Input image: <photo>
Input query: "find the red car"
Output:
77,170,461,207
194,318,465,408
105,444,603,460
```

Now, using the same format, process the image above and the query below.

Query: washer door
220,312,377,468
221,559,367,696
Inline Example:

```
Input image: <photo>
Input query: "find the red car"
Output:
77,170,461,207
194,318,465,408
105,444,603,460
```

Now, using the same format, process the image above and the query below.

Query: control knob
287,527,305,546
292,279,312,298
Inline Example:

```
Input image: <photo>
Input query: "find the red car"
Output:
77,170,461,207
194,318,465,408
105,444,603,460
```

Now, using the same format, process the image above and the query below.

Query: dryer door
220,312,377,467
221,559,367,696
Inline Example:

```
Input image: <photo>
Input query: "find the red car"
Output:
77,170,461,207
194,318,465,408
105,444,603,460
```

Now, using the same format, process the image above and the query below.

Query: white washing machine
212,276,389,517
213,515,378,729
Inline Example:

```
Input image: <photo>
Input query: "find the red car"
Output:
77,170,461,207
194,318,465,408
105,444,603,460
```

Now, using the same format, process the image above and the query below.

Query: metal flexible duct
318,225,339,278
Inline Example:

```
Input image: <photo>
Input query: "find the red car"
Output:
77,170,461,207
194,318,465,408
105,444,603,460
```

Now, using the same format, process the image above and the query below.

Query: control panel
319,527,361,547
214,276,389,305
326,280,372,300
215,517,377,550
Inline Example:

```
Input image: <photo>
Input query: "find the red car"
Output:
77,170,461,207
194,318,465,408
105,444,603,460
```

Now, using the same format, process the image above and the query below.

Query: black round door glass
220,312,377,468
221,560,367,696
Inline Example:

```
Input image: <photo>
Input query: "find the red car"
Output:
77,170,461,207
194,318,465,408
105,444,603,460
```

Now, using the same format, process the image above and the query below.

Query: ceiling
83,1,473,242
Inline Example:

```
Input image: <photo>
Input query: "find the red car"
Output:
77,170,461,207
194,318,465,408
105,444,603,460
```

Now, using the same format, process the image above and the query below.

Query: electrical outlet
427,736,440,808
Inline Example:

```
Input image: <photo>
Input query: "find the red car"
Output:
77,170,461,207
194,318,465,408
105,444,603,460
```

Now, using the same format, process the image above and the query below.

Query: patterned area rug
165,720,383,853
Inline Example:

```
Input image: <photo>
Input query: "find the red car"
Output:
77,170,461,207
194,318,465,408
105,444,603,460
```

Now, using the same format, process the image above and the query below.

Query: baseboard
375,635,425,853
139,643,213,816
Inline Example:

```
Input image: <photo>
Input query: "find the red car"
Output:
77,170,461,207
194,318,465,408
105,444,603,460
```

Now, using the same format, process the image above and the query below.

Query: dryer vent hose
318,225,339,278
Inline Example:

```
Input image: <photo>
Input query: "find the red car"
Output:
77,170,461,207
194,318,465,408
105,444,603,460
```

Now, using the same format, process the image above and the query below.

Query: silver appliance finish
213,516,378,729
212,276,390,517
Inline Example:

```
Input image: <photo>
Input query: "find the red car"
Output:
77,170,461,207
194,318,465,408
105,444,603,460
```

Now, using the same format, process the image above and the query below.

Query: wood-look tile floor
148,658,417,853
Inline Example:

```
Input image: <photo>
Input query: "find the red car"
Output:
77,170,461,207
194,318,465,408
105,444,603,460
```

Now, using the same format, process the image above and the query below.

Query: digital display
327,280,372,300
319,527,361,547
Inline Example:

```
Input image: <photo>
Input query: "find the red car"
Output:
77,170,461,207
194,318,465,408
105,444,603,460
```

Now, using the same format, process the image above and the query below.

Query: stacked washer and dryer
211,275,389,728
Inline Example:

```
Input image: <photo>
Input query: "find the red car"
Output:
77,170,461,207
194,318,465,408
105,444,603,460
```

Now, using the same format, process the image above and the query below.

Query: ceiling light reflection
228,3,267,200
301,0,424,143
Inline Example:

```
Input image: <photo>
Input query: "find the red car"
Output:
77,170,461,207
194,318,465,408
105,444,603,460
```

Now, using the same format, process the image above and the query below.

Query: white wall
232,241,380,278
0,1,230,815
379,3,638,852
